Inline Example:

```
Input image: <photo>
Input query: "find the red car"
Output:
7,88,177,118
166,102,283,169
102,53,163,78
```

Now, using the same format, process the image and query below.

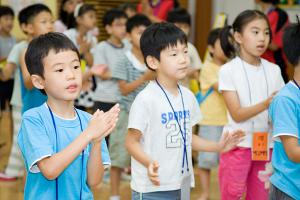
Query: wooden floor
0,111,221,200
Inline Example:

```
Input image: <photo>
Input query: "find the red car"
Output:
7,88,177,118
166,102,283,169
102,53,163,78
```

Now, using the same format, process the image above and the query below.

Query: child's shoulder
275,82,299,102
75,108,92,121
260,58,281,73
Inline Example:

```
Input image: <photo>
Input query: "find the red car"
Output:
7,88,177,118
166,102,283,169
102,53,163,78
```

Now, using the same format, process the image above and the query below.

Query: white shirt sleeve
219,65,236,91
128,93,150,135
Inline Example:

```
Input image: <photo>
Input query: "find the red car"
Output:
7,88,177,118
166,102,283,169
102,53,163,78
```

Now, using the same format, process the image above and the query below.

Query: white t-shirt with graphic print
128,81,202,193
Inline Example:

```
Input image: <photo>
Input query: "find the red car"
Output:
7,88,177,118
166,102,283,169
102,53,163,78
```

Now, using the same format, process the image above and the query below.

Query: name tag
252,132,269,161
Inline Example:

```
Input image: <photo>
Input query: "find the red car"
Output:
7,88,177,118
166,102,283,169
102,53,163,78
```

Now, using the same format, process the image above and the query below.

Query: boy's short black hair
283,22,300,66
140,22,187,70
126,14,151,33
18,4,51,25
260,0,279,5
102,8,127,27
0,5,14,18
25,32,80,93
167,8,191,26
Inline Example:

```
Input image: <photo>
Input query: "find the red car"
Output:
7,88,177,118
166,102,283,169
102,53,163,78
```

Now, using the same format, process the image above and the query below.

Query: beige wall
0,0,57,40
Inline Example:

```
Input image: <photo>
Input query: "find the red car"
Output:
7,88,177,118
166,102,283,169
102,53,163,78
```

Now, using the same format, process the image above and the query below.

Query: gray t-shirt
91,40,130,103
112,51,147,112
0,35,16,58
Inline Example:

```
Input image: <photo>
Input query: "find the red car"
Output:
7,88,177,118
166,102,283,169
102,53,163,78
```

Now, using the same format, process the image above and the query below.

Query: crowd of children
0,1,299,200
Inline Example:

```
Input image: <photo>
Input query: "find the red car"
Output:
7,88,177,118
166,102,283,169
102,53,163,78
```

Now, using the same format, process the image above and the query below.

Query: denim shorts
132,190,181,200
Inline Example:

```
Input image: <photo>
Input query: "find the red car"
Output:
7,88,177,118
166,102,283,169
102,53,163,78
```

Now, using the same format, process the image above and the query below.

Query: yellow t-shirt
199,61,228,125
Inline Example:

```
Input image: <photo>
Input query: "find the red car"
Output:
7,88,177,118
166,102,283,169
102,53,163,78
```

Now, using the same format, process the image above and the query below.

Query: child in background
64,3,98,110
19,4,54,113
197,28,228,200
18,32,119,200
268,21,300,200
54,0,78,32
256,0,290,83
0,5,16,113
125,22,244,199
119,3,137,18
109,14,154,200
0,4,52,181
218,10,284,200
91,8,129,121
167,8,202,87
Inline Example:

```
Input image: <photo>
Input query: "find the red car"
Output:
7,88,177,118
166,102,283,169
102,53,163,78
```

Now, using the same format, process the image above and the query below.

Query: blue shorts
132,190,181,200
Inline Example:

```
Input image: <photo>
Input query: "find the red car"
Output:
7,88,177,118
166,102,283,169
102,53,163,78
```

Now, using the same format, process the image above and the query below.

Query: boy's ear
105,25,112,34
145,55,159,70
233,31,242,45
23,23,34,35
208,45,214,55
31,75,45,90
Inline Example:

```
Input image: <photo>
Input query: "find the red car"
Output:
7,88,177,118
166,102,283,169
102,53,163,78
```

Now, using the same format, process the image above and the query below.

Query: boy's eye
184,50,188,54
171,53,177,56
55,69,63,72
74,65,80,69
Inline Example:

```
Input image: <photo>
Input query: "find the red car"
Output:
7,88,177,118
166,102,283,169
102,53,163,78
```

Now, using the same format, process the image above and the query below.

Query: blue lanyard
293,79,300,91
47,105,84,200
155,79,189,174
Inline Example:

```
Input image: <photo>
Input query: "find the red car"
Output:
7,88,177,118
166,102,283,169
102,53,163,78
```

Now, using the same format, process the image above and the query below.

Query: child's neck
0,29,11,37
239,49,261,66
77,25,89,37
293,65,300,84
212,57,225,66
108,36,122,47
131,46,144,64
156,75,179,96
47,98,76,119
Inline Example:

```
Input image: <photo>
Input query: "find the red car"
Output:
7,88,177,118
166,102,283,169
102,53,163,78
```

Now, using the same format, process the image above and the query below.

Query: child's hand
77,37,91,54
87,104,120,143
142,70,156,81
264,91,278,107
90,64,108,76
147,161,160,186
218,129,245,153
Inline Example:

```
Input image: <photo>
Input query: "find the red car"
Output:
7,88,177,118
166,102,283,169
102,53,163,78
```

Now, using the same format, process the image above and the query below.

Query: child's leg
246,150,273,200
269,183,294,200
219,147,252,200
197,125,222,200
4,106,24,177
132,190,181,200
109,110,131,199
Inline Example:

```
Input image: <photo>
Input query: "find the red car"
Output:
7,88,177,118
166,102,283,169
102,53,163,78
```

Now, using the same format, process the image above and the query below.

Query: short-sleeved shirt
218,56,284,147
0,35,16,58
128,81,202,193
91,40,130,103
64,28,97,51
269,82,300,199
7,41,28,108
111,51,147,112
199,61,227,125
18,103,110,200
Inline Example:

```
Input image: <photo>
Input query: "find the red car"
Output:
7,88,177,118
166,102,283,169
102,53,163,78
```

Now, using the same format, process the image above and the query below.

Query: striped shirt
112,51,147,112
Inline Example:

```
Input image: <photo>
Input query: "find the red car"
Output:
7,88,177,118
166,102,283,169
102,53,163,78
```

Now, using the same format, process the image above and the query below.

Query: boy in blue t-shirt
17,32,120,200
269,22,300,199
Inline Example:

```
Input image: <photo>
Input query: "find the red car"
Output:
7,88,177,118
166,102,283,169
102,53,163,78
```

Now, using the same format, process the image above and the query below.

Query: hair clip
74,3,83,17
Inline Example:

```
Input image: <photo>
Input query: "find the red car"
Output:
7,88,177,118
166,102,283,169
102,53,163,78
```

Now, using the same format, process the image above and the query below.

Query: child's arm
38,105,120,180
86,142,104,187
280,136,300,163
222,90,276,122
192,130,245,152
125,128,160,185
19,49,34,89
118,70,155,96
0,62,16,81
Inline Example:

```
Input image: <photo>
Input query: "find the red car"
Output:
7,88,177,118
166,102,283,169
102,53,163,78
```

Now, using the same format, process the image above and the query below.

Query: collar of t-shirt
125,50,147,72
290,81,299,89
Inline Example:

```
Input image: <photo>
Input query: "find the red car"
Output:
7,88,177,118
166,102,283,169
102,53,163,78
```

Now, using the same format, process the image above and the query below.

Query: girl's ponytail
220,25,235,58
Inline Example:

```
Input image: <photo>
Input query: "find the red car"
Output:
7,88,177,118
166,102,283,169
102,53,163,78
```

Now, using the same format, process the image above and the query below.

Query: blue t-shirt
20,73,47,113
18,103,111,200
269,82,300,199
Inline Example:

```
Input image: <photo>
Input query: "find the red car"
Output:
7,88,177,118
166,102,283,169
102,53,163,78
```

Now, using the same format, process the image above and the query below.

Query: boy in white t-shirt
125,22,244,199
